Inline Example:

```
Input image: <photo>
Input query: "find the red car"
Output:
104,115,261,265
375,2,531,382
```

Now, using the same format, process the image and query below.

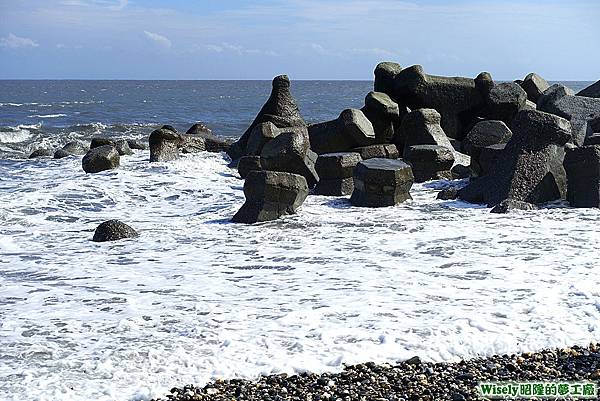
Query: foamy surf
0,150,599,401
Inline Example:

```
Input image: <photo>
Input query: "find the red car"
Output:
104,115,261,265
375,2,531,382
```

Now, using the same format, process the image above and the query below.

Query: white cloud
203,42,277,56
0,33,39,49
143,30,172,48
108,0,128,11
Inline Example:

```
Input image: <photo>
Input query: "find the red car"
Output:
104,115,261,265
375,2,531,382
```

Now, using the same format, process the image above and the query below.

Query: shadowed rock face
92,220,139,242
385,65,493,140
308,109,376,154
149,128,183,162
404,145,454,183
313,152,362,196
458,109,572,207
374,62,403,99
538,84,600,146
577,80,600,98
228,75,306,160
82,145,120,173
399,108,453,152
232,170,309,224
485,82,527,125
361,91,402,143
237,155,262,179
564,145,600,207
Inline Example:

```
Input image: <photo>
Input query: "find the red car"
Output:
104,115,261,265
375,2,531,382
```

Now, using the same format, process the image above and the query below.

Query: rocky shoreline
152,344,600,401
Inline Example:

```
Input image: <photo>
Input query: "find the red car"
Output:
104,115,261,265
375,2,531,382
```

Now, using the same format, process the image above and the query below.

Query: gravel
152,344,600,401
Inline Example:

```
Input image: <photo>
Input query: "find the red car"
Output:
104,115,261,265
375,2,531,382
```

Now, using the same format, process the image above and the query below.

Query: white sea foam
0,152,599,401
28,114,68,119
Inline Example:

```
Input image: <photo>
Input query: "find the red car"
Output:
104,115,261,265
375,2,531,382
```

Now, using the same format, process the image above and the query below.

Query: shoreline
152,344,600,401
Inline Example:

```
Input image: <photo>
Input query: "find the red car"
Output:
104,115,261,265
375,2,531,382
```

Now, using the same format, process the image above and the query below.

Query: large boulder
387,65,493,140
260,127,319,188
149,128,182,162
463,120,513,155
54,141,89,159
353,144,399,160
485,82,527,125
82,145,120,173
179,135,206,154
457,110,572,207
564,145,600,207
361,91,401,143
308,109,376,154
520,73,550,103
398,108,454,152
577,80,600,98
538,84,600,146
246,121,281,155
350,158,414,207
127,139,146,150
114,139,133,156
185,122,231,153
313,152,362,196
92,220,139,242
404,145,454,182
470,143,507,178
237,155,262,179
374,62,402,99
90,137,115,149
228,75,306,160
232,170,309,224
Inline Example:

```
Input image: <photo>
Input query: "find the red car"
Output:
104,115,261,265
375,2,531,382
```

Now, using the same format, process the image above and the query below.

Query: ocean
1,80,599,401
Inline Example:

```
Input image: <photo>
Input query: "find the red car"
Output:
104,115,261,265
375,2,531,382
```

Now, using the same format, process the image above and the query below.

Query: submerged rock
82,145,120,173
90,137,115,149
29,148,53,158
127,139,147,150
232,170,309,224
490,199,538,214
114,139,133,156
54,141,89,159
92,220,139,242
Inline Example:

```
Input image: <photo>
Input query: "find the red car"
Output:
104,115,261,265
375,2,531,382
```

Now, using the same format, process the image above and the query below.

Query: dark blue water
0,80,592,158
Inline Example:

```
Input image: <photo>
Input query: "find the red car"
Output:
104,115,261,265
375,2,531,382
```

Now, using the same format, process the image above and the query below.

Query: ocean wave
28,114,68,118
0,128,32,143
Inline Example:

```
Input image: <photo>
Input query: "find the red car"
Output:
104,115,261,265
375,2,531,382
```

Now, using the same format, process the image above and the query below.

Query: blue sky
0,0,599,80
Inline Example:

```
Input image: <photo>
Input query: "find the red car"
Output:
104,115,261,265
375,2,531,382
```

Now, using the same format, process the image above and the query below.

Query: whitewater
1,149,600,401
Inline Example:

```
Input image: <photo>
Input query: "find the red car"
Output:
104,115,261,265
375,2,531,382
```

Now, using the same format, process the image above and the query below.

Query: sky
0,0,599,80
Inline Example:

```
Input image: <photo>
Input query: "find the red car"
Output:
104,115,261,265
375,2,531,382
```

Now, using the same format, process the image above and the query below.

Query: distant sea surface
0,80,593,158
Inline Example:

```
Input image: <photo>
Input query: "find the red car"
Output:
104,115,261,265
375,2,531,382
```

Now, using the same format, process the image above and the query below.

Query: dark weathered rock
485,82,527,125
389,65,493,140
92,219,139,242
114,139,133,156
490,199,539,213
237,155,262,179
161,124,177,133
577,80,600,98
185,122,213,136
564,145,600,207
90,137,115,149
149,128,182,162
398,108,454,153
458,110,571,207
463,120,513,155
127,139,146,150
451,164,473,179
260,127,319,188
315,152,362,180
179,135,205,154
82,145,120,173
232,170,308,223
353,144,399,160
246,122,281,155
584,134,600,146
374,61,402,98
538,84,600,145
308,109,375,154
520,73,550,103
29,148,53,158
228,75,306,160
350,158,414,207
53,141,89,159
313,177,355,196
361,91,401,143
437,187,459,200
470,143,506,177
404,145,454,182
